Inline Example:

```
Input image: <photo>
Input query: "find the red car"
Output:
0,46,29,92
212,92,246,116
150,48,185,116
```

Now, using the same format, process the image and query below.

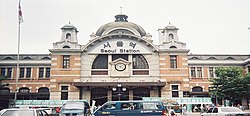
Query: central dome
96,14,146,37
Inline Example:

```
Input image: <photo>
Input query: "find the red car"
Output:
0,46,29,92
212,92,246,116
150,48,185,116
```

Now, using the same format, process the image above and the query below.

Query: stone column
108,90,112,101
129,89,133,100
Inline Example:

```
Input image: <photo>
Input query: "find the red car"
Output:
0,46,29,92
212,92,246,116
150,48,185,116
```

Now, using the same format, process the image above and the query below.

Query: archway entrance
37,87,50,100
133,87,150,100
91,88,108,106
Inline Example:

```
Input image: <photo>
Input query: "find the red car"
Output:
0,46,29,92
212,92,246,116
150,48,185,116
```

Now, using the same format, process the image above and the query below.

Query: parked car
92,100,167,116
37,108,53,115
59,101,90,116
201,107,250,116
0,108,49,116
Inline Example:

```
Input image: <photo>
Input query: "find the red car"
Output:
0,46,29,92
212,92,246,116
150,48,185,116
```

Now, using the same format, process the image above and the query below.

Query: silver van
59,101,90,116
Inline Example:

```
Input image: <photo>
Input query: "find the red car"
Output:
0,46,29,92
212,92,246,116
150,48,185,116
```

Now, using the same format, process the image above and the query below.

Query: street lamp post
215,85,218,106
112,84,126,101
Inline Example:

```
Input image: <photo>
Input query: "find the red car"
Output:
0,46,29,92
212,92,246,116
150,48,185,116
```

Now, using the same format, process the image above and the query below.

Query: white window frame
197,67,203,77
170,84,180,98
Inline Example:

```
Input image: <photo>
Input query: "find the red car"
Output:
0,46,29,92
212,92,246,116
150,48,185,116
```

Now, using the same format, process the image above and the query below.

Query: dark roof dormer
115,14,128,22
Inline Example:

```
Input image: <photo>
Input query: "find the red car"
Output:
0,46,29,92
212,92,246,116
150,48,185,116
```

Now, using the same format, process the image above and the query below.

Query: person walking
181,105,187,116
169,108,176,116
238,104,244,111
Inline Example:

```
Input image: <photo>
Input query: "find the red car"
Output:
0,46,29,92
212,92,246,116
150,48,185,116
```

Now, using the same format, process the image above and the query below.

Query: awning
73,82,166,87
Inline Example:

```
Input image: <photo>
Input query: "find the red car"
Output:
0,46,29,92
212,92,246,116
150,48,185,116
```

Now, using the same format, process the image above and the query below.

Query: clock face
115,63,126,71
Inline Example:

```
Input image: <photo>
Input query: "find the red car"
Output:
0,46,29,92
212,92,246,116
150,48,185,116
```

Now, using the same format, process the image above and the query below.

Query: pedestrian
169,108,176,116
182,104,187,116
193,105,198,112
200,104,204,113
238,104,244,111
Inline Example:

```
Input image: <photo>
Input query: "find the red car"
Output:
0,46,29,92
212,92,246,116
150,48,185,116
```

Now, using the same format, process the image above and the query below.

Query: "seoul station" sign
89,40,152,54
100,48,140,53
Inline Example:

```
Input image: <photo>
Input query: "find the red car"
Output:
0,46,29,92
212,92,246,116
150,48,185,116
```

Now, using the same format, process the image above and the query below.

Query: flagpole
14,0,22,107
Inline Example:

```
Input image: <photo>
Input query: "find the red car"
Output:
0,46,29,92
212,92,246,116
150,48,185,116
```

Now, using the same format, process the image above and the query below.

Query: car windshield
62,102,84,110
2,110,34,116
221,107,243,112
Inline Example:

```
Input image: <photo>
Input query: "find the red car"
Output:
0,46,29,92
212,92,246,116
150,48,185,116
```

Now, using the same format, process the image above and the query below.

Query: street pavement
176,112,201,116
175,110,250,116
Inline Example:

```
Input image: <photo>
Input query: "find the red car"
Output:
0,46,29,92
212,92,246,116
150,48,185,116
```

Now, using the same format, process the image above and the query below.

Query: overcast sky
0,0,250,54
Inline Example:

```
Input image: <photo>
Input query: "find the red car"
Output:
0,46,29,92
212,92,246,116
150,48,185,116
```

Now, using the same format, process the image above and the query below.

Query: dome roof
96,14,146,37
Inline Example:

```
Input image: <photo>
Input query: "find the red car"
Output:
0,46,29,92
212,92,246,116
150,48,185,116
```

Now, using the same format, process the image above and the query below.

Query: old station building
1,14,250,108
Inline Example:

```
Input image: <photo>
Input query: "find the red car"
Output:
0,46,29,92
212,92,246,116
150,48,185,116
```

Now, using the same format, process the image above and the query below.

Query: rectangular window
172,91,179,97
26,67,31,78
209,67,214,77
171,85,179,97
170,56,177,68
61,86,68,91
61,92,68,100
39,68,44,78
63,55,70,68
45,67,50,78
1,68,6,77
7,68,12,78
197,67,202,77
61,86,69,100
172,85,178,90
19,68,25,78
191,67,196,77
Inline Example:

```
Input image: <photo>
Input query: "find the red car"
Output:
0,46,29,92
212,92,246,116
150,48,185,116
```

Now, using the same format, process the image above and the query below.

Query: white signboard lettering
88,39,152,54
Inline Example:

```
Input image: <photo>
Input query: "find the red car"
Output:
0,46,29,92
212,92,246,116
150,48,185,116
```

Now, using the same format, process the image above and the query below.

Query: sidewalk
244,110,250,112
176,112,200,116
175,110,250,116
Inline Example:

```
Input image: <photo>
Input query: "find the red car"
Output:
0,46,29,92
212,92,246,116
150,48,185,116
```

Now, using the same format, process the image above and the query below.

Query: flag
18,0,23,23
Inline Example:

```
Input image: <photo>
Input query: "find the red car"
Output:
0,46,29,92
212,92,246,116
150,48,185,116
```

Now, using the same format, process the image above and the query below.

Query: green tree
242,73,250,109
210,67,245,105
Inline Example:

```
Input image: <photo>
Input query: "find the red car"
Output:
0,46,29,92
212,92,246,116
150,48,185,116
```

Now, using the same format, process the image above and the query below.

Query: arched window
132,55,149,69
3,57,14,60
38,87,49,93
41,57,51,60
0,88,10,93
192,86,203,92
132,54,149,75
63,46,70,48
19,87,30,93
224,57,235,60
189,57,200,60
169,46,177,49
92,55,108,69
66,33,71,39
37,87,50,100
91,55,108,75
22,57,32,60
207,57,218,60
169,34,174,39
